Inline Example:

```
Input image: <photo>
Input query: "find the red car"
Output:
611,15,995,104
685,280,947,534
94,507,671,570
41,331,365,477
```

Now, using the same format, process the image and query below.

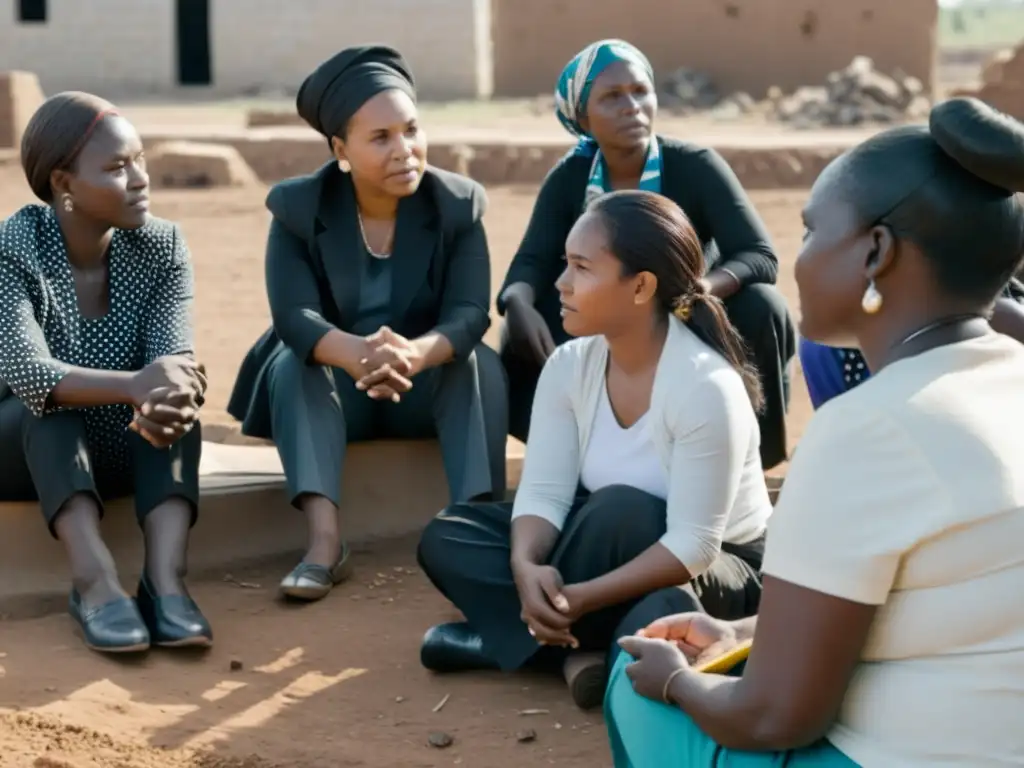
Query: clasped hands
128,355,207,449
351,326,421,403
513,561,589,650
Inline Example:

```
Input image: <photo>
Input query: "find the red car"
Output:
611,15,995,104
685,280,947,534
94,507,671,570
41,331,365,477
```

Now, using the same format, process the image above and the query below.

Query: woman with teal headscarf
499,39,796,471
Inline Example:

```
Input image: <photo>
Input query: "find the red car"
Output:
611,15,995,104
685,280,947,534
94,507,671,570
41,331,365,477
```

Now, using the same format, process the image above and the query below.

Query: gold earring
861,281,883,314
338,159,351,173
62,194,74,213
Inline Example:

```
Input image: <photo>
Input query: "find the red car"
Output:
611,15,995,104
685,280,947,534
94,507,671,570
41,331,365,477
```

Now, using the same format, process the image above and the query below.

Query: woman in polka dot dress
799,278,1024,409
0,93,212,654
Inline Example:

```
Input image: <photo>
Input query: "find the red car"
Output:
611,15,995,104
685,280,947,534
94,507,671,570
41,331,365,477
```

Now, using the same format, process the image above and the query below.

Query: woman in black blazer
499,40,797,470
228,47,508,602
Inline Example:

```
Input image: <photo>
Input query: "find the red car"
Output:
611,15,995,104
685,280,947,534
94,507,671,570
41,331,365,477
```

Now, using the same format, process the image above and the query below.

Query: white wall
0,0,175,97
210,0,491,99
0,0,492,100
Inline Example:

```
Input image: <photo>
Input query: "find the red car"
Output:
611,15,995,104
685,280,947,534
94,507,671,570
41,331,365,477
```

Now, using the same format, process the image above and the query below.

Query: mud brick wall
491,0,937,99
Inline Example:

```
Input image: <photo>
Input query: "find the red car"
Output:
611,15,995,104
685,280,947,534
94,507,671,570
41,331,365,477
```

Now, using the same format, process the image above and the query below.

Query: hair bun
929,97,1024,193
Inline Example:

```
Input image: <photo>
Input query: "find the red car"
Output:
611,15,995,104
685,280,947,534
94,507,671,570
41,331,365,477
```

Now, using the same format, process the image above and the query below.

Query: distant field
940,5,1024,49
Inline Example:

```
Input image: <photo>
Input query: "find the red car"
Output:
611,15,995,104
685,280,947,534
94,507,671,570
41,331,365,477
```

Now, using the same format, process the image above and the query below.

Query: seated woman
800,279,1024,408
418,190,773,711
499,39,796,470
0,93,211,654
227,46,507,602
607,97,1024,766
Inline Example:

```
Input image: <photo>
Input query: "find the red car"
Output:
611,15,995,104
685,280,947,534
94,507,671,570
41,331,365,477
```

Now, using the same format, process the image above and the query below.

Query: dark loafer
420,621,500,673
68,590,150,654
136,575,213,649
279,542,353,602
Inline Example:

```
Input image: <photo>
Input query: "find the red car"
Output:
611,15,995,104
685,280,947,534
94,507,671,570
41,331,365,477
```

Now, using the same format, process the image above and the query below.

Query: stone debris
660,67,723,112
428,731,454,749
769,56,930,128
951,44,1024,122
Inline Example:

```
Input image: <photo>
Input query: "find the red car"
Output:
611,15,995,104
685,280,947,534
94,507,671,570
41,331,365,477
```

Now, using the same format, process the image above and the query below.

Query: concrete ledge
0,438,525,617
139,128,859,190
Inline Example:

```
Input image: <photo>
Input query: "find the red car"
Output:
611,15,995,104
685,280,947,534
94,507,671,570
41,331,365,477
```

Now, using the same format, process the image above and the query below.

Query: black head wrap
296,45,416,143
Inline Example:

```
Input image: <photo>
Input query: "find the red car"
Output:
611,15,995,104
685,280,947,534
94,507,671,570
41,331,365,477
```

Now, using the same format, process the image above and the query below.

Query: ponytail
672,291,764,412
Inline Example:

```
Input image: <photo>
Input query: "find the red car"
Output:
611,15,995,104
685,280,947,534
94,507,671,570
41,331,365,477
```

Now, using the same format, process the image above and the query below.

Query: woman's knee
417,503,473,578
475,341,509,387
725,284,795,348
582,485,666,540
267,348,335,403
20,406,88,446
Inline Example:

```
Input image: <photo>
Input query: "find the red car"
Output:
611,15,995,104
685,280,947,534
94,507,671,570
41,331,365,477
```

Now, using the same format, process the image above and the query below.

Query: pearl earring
861,281,883,314
62,194,74,213
338,159,351,173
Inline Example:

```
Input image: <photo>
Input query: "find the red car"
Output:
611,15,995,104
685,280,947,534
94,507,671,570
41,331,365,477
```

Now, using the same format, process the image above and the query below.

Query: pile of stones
768,56,931,128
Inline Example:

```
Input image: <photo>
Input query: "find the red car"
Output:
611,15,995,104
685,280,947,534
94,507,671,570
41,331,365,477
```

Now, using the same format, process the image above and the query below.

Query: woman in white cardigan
417,190,774,709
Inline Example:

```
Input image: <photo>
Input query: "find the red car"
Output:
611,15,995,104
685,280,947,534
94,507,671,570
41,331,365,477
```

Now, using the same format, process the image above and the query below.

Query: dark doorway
18,0,47,23
175,0,212,86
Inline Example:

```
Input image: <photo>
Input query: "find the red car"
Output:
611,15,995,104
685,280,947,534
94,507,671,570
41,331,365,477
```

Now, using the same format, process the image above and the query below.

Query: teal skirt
604,654,858,767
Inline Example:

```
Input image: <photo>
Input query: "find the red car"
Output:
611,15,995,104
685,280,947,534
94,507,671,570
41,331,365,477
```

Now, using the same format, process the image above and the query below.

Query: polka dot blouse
0,204,195,471
838,348,868,388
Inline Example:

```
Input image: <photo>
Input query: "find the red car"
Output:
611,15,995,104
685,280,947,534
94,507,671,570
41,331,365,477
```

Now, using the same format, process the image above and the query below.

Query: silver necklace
897,313,983,348
357,210,394,260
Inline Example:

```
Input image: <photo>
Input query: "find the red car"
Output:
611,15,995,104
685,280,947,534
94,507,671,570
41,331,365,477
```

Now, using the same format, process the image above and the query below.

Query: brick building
491,0,938,98
0,0,493,99
0,0,938,103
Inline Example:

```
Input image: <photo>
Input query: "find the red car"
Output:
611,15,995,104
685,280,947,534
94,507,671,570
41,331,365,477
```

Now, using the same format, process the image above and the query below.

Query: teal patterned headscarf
554,39,661,209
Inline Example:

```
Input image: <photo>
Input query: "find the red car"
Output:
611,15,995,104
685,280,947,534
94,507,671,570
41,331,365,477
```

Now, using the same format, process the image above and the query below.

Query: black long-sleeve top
498,136,778,340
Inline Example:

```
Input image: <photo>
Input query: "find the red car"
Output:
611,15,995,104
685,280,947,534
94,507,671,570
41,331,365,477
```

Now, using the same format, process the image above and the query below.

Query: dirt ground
0,163,813,767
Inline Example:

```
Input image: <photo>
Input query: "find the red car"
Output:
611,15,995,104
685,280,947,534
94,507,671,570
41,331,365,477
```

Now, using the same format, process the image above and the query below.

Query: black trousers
418,485,764,672
503,283,796,470
266,341,508,507
0,396,202,536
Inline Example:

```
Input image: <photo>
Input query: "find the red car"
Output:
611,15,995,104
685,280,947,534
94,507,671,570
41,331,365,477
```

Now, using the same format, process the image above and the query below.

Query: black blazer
497,136,779,340
227,161,492,439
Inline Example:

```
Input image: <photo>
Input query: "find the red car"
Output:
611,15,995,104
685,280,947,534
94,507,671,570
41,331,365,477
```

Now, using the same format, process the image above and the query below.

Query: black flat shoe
279,542,353,602
68,590,150,654
420,621,500,672
136,575,213,649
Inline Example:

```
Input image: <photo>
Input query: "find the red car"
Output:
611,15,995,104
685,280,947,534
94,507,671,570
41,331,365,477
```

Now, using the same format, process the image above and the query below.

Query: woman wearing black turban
228,46,508,602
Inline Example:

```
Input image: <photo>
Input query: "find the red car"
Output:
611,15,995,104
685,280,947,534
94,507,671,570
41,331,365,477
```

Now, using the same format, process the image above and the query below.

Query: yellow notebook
694,638,753,674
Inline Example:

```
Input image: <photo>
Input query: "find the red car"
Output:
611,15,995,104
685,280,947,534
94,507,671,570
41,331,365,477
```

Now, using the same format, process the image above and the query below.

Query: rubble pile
952,44,1024,121
660,67,724,111
769,56,930,128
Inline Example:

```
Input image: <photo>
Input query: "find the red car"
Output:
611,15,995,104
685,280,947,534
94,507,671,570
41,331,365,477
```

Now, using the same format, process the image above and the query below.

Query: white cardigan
511,317,772,576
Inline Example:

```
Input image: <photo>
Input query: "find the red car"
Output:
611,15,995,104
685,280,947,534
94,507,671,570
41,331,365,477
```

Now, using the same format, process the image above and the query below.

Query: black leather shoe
68,591,150,654
420,622,500,672
136,575,213,649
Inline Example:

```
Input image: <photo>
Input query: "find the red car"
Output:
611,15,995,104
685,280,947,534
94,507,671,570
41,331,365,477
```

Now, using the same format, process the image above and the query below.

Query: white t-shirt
763,333,1024,767
579,382,668,500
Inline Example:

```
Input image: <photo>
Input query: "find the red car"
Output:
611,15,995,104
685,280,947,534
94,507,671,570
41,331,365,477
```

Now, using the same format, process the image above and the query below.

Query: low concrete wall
141,129,856,190
0,438,524,618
